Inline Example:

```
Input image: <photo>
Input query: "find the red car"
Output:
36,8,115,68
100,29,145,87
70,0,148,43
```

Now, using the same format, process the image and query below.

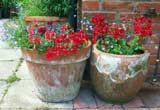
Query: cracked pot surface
91,45,150,103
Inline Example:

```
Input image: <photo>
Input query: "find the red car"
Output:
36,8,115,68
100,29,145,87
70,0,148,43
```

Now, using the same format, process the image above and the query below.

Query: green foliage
1,0,17,8
5,73,21,84
1,0,10,8
5,21,55,51
36,38,54,53
5,20,32,49
96,36,144,55
16,0,72,17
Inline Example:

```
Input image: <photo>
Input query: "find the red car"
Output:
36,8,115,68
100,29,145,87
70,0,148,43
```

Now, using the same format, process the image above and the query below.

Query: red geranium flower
46,47,57,60
27,21,89,60
47,21,54,25
45,30,55,40
91,13,105,25
134,16,152,38
38,26,47,33
91,14,152,55
28,35,34,45
35,36,41,45
28,27,34,36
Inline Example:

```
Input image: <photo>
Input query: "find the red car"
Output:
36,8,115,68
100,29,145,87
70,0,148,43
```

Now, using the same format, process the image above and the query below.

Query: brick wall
81,0,160,75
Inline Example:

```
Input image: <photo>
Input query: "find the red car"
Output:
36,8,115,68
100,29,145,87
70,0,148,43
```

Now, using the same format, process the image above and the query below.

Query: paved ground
0,19,160,110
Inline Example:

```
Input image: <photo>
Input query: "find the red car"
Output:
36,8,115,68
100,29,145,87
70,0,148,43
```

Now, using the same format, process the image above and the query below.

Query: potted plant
90,14,152,103
15,0,72,26
6,20,91,102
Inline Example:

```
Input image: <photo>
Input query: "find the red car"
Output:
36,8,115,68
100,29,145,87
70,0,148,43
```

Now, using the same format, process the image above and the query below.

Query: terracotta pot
21,41,91,102
23,16,67,26
91,45,150,103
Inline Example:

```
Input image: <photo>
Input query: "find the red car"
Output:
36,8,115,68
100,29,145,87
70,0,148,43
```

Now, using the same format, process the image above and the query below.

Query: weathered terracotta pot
21,41,91,102
91,45,150,103
23,16,67,26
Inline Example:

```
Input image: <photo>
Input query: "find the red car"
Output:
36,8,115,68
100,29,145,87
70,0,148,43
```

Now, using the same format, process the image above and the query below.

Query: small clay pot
21,41,91,102
90,45,150,104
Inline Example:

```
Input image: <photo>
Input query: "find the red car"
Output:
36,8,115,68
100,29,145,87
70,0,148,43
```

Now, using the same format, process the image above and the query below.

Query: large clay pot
23,16,67,27
21,41,91,102
91,45,150,103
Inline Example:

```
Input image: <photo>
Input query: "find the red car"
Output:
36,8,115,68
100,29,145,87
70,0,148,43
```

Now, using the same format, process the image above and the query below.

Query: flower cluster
134,16,152,38
91,14,152,55
27,21,89,60
91,14,109,44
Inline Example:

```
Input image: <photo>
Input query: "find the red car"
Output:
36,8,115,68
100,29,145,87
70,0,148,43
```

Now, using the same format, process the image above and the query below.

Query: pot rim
22,40,91,52
21,40,91,64
23,16,67,22
93,45,149,58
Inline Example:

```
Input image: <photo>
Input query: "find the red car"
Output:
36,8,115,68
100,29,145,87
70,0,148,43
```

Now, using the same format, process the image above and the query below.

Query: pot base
36,91,77,103
94,90,134,104
26,61,85,103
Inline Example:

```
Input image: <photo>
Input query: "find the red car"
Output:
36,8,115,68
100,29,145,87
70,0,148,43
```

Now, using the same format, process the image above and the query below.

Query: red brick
143,44,159,54
102,1,133,12
95,95,122,109
104,13,116,22
120,13,136,21
125,109,149,110
137,3,160,13
82,1,99,10
73,87,97,109
123,96,145,108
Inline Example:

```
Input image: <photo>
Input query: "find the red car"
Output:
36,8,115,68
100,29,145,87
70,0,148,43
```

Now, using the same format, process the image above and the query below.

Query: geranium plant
91,14,152,55
7,21,89,60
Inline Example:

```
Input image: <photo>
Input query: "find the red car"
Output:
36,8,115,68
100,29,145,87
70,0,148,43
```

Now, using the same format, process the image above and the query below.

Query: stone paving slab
125,108,149,110
150,108,160,110
17,61,32,80
0,41,10,49
76,109,124,110
0,49,22,61
0,19,9,38
0,61,19,79
0,81,7,101
0,79,160,110
73,87,97,109
95,95,122,109
0,80,73,109
122,96,145,108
